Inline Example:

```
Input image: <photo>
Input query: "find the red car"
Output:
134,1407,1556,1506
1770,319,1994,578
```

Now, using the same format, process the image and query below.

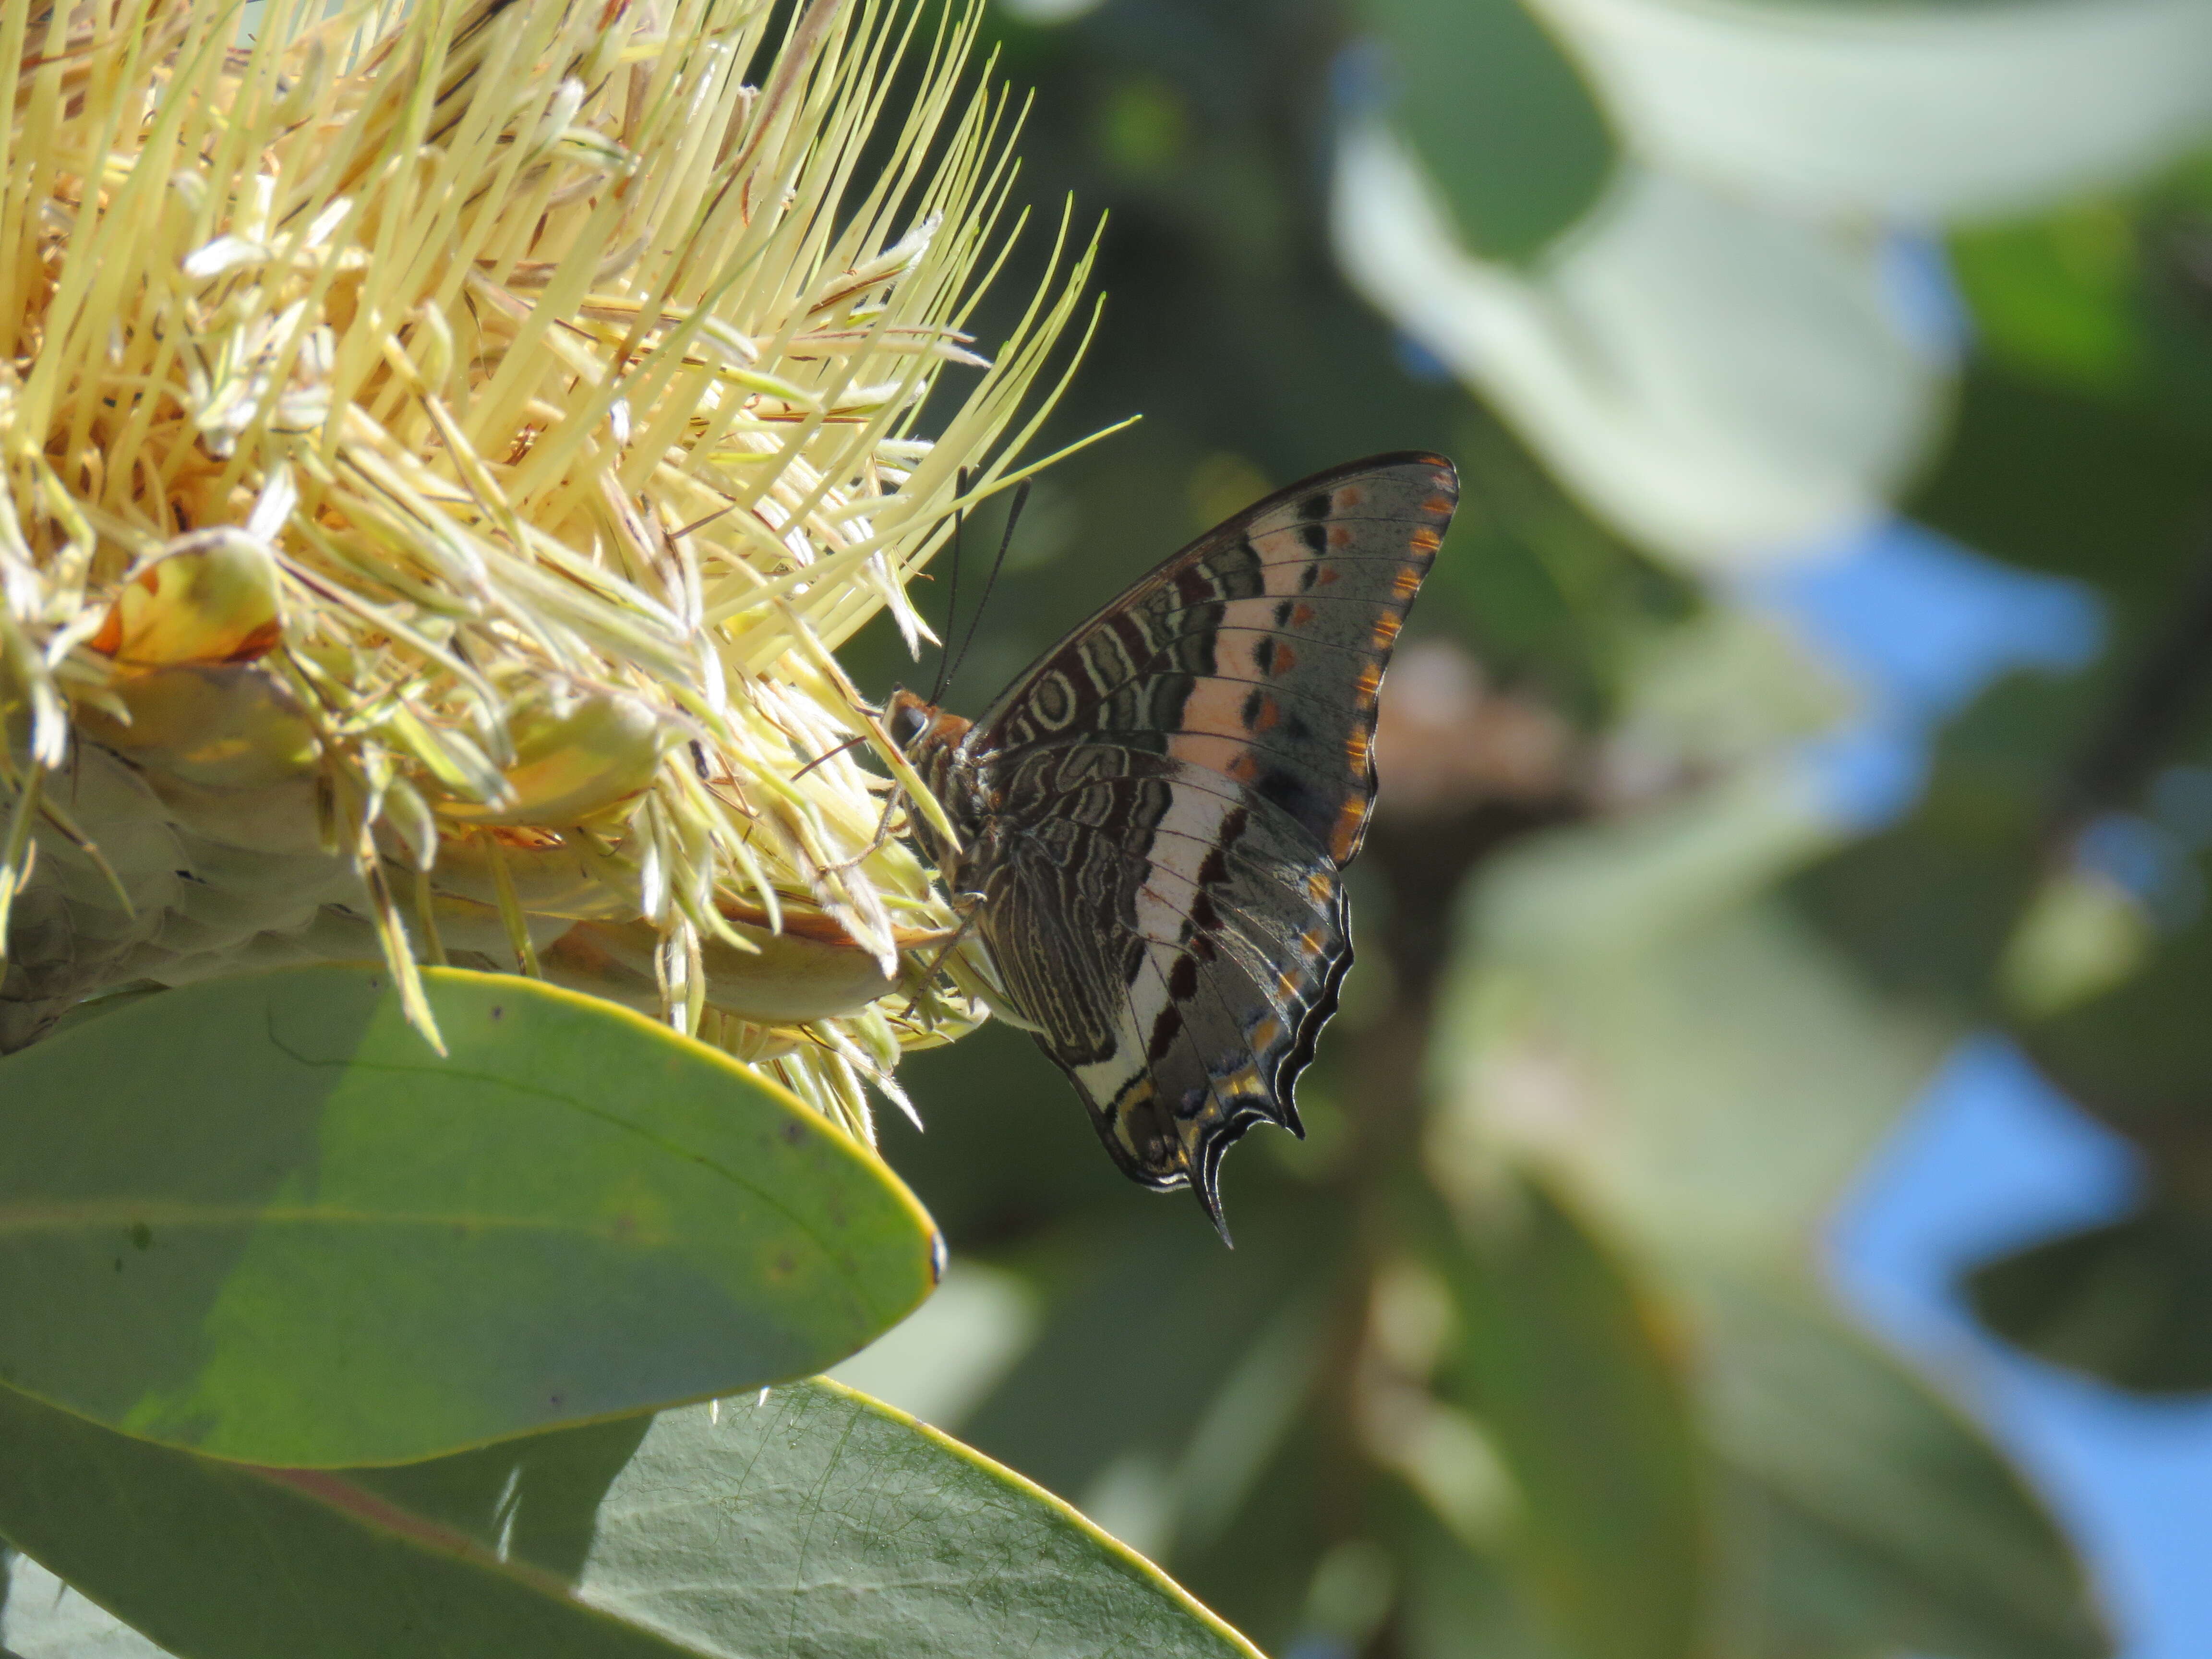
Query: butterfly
888,453,1459,1237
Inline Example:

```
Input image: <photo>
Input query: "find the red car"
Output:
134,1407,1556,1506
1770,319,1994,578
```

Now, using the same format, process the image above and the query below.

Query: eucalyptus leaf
0,965,940,1467
0,1378,1257,1659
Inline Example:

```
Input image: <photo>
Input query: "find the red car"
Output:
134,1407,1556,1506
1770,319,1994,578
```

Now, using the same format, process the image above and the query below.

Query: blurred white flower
1337,132,1942,567
1533,0,2212,220
1338,0,2212,571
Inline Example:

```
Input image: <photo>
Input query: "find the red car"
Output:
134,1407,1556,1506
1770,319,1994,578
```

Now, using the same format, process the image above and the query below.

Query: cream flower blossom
0,0,1096,1140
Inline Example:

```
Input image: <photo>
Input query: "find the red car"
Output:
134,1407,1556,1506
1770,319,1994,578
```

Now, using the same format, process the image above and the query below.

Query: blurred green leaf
1996,867,2154,1019
1697,1275,2108,1659
0,965,939,1467
1792,671,2083,1015
1439,1179,1703,1659
1966,1204,2212,1393
958,1192,1341,1540
2019,878,2212,1138
0,1378,1259,1659
1909,363,2205,610
1448,797,1946,1258
1168,1396,1338,1658
1392,1492,1559,1659
826,1258,1041,1428
1951,208,2147,398
1363,0,1615,263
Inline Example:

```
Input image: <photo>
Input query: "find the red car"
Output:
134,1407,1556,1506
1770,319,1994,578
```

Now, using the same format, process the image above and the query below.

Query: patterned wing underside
971,455,1459,1223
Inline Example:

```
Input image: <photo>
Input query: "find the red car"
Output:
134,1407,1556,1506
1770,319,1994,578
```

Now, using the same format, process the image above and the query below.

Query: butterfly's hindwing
922,454,1459,1230
976,747,1351,1195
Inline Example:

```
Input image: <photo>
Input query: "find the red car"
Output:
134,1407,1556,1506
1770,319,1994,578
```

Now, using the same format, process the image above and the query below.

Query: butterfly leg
921,890,988,978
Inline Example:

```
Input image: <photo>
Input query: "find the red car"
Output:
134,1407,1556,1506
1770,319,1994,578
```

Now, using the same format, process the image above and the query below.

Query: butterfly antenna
926,469,972,706
944,479,1031,698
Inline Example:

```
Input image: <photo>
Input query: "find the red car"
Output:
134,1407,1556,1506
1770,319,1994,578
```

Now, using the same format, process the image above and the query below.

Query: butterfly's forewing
967,454,1458,1227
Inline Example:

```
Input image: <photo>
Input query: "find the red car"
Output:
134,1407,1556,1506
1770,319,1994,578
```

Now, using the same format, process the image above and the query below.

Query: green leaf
1791,670,2087,1015
1698,1275,2108,1659
1909,362,2206,607
956,1190,1340,1547
2021,885,2212,1132
1966,1204,2212,1393
1437,1179,1704,1659
1391,1493,1560,1659
0,1378,1258,1659
0,964,940,1467
1951,209,2147,399
1452,814,1948,1259
1363,0,1615,263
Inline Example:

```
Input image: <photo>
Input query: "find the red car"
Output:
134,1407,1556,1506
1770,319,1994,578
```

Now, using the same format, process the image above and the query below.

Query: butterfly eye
886,698,927,750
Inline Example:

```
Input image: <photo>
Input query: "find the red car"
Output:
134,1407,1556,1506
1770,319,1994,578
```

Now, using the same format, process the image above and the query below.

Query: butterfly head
885,686,976,868
885,687,961,754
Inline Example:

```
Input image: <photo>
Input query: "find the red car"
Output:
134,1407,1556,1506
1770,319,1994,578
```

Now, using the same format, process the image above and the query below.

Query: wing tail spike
1187,1108,1247,1246
1191,1156,1235,1248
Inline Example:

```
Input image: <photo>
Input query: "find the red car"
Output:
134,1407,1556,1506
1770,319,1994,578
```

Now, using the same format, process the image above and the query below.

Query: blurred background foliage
834,0,2212,1655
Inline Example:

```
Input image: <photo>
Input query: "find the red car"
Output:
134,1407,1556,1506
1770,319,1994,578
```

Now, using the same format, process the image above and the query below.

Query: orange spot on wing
1423,493,1455,514
1291,602,1318,627
1409,528,1441,555
1298,926,1329,956
1251,1016,1283,1049
1393,564,1424,599
1316,566,1341,586
1250,696,1282,733
1329,796,1367,862
1227,749,1262,783
1346,728,1370,771
1306,869,1334,904
1371,612,1403,650
1271,644,1299,676
1354,662,1382,705
1336,486,1367,508
1329,524,1353,548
